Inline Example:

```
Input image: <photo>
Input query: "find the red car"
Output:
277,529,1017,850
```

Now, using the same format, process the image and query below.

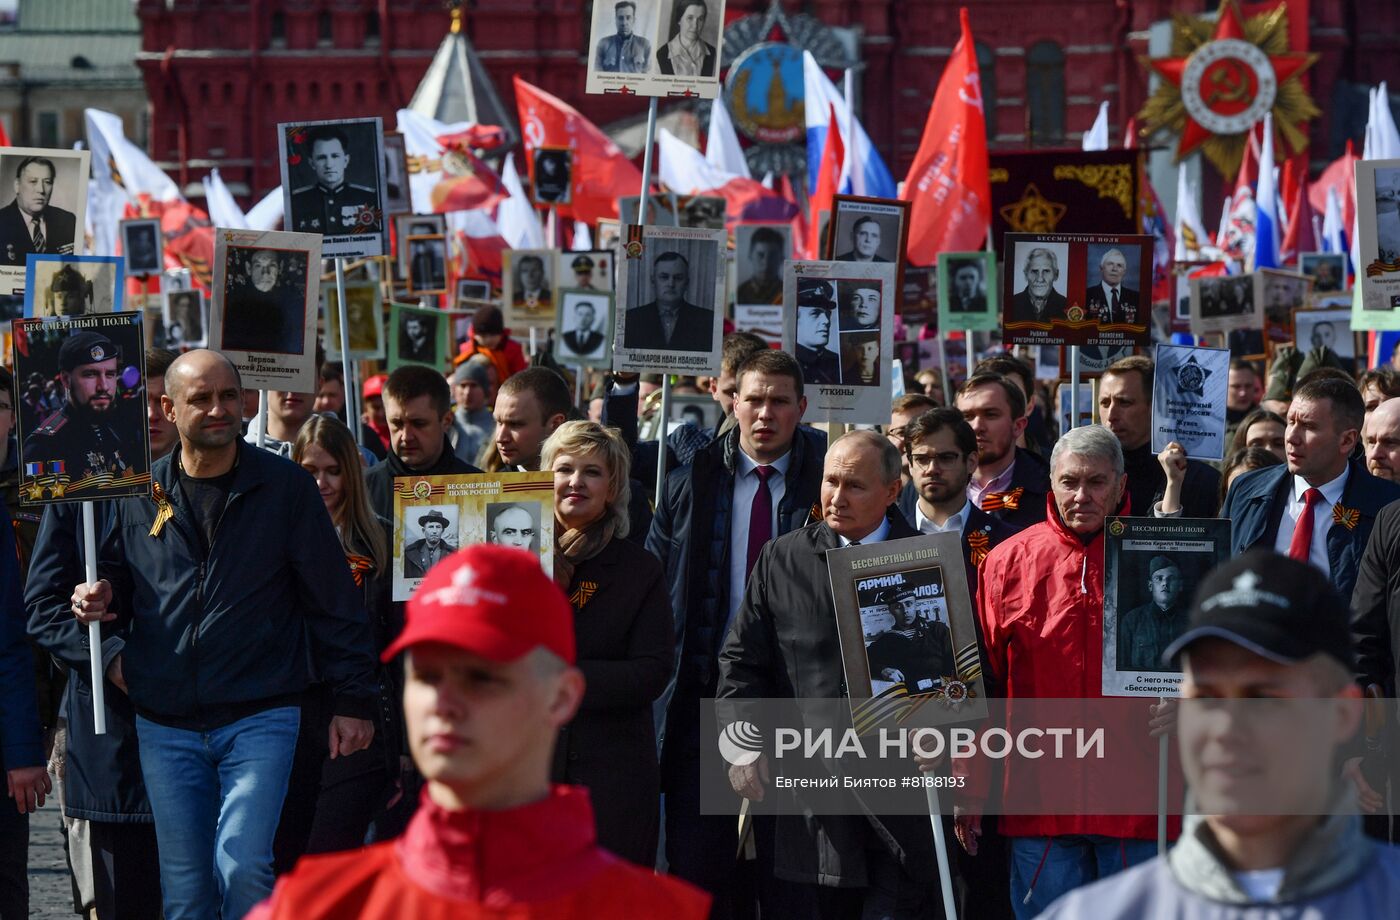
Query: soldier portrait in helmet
24,254,124,318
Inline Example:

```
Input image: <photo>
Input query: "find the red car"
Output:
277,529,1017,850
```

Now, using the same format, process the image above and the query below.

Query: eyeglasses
908,451,965,471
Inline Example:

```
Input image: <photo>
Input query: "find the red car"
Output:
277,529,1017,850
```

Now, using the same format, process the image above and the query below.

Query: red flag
429,145,508,213
1308,141,1357,241
1280,157,1316,263
900,8,990,265
779,173,807,259
513,78,643,226
0,120,9,148
807,105,843,258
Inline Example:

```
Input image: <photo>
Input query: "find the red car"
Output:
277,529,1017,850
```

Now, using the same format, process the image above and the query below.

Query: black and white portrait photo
120,218,163,277
1299,252,1346,294
560,251,613,292
532,148,572,205
1007,241,1071,325
945,257,987,313
859,570,955,696
827,197,909,266
325,282,384,360
406,234,448,294
837,278,882,333
455,278,492,308
792,278,840,385
401,507,458,579
1255,269,1310,337
279,117,387,258
840,332,880,387
1084,243,1142,325
382,131,411,217
0,147,90,295
1295,309,1353,360
486,501,541,554
396,307,441,366
394,213,446,278
1116,555,1188,674
591,0,655,75
555,290,612,365
1375,165,1400,264
503,248,556,328
163,289,206,348
219,247,310,354
678,195,725,230
1188,273,1260,338
26,255,123,318
656,0,719,77
622,245,716,352
734,224,789,305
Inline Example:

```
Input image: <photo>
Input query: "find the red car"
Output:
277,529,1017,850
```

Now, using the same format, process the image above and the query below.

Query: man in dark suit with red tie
0,157,77,266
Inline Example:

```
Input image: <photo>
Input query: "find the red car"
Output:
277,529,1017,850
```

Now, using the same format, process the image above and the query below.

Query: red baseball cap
363,373,388,400
381,544,575,664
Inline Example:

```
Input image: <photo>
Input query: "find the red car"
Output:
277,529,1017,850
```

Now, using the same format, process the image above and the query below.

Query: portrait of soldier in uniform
43,264,92,317
510,254,553,311
221,248,307,355
947,258,987,314
864,586,954,694
735,227,785,306
22,330,136,484
402,509,458,579
122,220,162,276
0,155,77,265
487,502,540,553
568,253,606,291
594,0,652,74
1116,555,1188,673
288,124,381,236
794,280,840,385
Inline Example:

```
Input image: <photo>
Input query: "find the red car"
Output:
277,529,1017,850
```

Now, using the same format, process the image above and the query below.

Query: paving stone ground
28,799,76,917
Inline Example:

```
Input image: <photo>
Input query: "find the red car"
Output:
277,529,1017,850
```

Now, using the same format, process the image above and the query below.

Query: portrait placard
1171,260,1214,332
1058,343,1135,380
734,304,782,345
1298,252,1346,297
1294,308,1353,360
388,301,449,371
676,194,726,230
900,266,936,325
1032,344,1061,381
382,131,411,218
24,255,124,318
0,146,91,297
596,218,622,251
668,394,720,433
554,288,614,367
278,117,388,258
936,251,998,333
1001,232,1153,347
392,472,555,600
1189,273,1260,337
556,250,614,293
12,311,151,504
120,218,164,277
211,228,321,391
825,195,910,313
502,248,558,329
619,194,679,226
782,259,895,424
1055,381,1095,434
1254,268,1311,344
826,533,988,729
1151,343,1230,461
531,147,572,206
1354,159,1400,330
324,281,385,360
393,213,447,278
585,0,728,99
1102,516,1231,697
613,224,724,375
734,223,789,307
405,234,449,295
455,279,493,308
162,289,207,349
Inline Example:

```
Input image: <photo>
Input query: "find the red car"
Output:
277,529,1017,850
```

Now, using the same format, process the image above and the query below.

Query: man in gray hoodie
1040,550,1400,918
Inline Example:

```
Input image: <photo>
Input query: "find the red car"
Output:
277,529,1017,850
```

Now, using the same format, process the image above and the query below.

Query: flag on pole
1082,101,1110,151
802,51,896,199
497,153,546,250
1373,81,1400,159
807,105,844,257
1174,162,1210,261
706,97,751,180
202,168,249,230
658,128,780,227
245,186,285,232
513,77,642,226
1279,156,1315,264
1321,186,1346,256
900,7,991,266
1253,114,1279,270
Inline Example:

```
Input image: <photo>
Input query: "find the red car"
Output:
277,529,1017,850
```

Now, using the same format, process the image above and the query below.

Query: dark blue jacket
97,442,377,725
984,447,1051,533
26,501,151,822
0,499,42,775
1220,459,1400,601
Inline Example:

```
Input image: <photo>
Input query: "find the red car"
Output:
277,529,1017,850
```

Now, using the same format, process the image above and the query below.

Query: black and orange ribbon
1332,504,1360,531
346,553,375,588
967,530,991,567
980,487,1023,512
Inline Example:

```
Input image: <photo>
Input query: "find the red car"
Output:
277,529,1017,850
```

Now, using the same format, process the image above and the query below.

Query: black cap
571,255,595,271
1162,549,1354,671
58,331,120,372
797,281,836,312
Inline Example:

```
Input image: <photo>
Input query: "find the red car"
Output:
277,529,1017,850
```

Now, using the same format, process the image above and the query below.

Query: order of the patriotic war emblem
1174,355,1211,397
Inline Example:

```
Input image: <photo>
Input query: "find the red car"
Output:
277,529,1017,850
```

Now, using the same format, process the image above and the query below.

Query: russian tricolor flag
1253,113,1279,270
802,51,896,200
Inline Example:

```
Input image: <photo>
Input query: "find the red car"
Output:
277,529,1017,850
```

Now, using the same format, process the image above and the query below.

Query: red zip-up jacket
248,785,709,919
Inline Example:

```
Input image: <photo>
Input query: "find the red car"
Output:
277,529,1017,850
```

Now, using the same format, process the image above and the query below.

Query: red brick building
136,0,1399,205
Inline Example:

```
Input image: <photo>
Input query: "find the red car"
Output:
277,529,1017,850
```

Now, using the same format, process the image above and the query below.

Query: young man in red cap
248,544,710,919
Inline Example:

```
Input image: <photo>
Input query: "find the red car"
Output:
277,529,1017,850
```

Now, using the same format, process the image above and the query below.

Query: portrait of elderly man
594,0,651,74
402,509,457,579
487,502,540,552
1009,246,1069,323
1084,248,1139,324
623,250,714,352
834,215,890,263
794,280,840,384
1116,555,1187,672
23,330,136,483
656,1,716,77
221,248,306,354
289,125,380,236
948,259,987,313
0,155,77,264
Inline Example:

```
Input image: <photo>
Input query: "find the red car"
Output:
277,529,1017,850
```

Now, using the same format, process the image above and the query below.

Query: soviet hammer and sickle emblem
1205,60,1249,106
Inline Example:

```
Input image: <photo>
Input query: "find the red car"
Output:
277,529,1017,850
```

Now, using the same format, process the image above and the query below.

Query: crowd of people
0,293,1399,920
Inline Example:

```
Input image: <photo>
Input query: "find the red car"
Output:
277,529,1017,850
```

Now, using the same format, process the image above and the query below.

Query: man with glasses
887,395,938,523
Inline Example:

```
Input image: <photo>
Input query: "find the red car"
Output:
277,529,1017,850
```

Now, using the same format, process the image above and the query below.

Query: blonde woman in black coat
542,420,674,866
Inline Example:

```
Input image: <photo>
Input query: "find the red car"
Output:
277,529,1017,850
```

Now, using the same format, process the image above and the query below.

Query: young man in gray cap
1041,549,1400,917
448,358,494,465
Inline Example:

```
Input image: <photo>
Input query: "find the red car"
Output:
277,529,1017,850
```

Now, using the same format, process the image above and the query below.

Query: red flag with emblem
900,7,990,266
513,78,643,226
807,105,843,258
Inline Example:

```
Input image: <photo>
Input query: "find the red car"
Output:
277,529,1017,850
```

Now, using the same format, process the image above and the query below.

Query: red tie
1287,487,1322,563
746,465,775,580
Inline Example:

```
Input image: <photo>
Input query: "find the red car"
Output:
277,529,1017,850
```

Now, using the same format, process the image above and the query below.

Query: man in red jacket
959,424,1161,918
248,545,710,919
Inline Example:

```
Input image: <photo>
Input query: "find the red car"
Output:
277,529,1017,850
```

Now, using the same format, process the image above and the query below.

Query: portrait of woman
656,1,716,77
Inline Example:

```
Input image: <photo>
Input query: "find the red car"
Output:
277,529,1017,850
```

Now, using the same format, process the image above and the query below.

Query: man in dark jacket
648,349,822,917
1099,356,1220,517
70,350,379,920
1220,375,1399,601
718,431,939,917
956,373,1050,532
363,365,482,522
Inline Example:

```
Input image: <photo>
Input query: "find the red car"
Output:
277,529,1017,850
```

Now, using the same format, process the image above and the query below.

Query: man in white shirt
956,373,1049,532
